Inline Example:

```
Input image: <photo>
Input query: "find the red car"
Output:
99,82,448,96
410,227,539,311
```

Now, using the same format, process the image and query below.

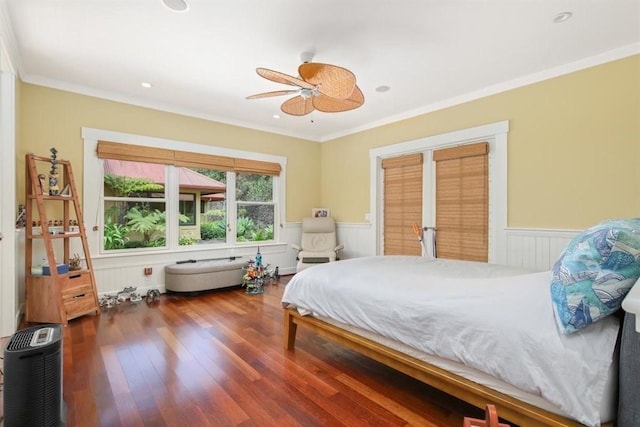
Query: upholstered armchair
292,217,344,272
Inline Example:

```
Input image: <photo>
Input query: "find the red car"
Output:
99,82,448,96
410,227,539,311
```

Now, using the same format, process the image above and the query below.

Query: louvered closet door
433,142,488,262
382,153,423,255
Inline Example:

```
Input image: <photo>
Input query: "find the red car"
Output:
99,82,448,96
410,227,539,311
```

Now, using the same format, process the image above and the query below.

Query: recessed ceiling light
375,85,391,93
141,82,152,88
273,114,280,119
553,12,573,23
161,0,189,12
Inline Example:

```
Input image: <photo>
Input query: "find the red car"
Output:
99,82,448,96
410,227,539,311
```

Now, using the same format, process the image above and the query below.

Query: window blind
433,142,488,262
97,141,281,176
382,153,423,255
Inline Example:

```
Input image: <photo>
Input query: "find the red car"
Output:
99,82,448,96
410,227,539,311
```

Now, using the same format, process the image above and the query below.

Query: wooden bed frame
284,308,609,427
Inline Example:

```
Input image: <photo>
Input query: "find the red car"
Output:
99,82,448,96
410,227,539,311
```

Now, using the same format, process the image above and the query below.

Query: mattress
282,256,620,426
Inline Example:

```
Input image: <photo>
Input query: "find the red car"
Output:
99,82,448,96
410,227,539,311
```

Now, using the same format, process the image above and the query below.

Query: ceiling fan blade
281,95,315,116
299,63,356,100
246,90,299,100
313,85,364,113
256,68,314,89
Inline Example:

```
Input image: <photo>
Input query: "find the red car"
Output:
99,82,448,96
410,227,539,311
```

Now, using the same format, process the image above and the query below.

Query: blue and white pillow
550,218,640,334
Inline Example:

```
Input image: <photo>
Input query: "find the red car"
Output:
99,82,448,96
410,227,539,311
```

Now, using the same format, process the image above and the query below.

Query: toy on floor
242,247,281,294
129,291,142,303
99,285,150,308
146,288,160,302
99,294,118,309
116,286,137,303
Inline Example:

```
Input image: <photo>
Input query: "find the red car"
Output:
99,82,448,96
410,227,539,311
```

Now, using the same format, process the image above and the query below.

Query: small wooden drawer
64,291,96,318
61,283,94,300
60,271,92,292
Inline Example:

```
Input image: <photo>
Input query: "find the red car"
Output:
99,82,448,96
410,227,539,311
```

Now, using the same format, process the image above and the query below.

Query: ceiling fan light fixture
299,88,316,99
247,61,364,116
161,0,190,13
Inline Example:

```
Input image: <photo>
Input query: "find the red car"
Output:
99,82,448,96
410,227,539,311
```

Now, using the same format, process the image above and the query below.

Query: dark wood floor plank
6,275,495,426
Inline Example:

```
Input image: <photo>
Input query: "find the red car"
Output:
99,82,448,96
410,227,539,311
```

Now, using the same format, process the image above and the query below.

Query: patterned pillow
550,218,640,334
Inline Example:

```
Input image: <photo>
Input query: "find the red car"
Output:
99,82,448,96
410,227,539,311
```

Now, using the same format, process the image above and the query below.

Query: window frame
178,192,197,226
369,121,509,264
82,128,287,258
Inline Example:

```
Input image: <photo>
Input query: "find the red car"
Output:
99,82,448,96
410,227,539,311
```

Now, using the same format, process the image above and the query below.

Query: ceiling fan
246,53,364,116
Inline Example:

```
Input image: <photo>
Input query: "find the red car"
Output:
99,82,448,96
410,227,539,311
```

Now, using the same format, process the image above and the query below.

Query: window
85,133,285,255
236,173,274,242
103,159,167,250
188,167,227,245
179,193,196,225
433,142,488,262
382,153,423,255
370,121,509,263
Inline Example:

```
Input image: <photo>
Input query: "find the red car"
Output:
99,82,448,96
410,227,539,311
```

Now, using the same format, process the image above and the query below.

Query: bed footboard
283,308,592,427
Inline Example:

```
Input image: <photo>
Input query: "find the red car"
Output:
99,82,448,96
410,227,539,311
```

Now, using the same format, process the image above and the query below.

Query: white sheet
282,256,620,427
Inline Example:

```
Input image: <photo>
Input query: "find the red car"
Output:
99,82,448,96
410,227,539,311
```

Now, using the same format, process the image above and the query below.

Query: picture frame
312,208,330,218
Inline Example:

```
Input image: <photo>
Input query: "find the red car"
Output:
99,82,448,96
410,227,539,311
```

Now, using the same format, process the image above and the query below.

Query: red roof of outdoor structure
104,159,226,192
201,193,226,201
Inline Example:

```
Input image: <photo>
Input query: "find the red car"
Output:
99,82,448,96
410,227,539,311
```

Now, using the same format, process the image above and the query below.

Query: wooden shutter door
382,153,423,255
433,142,488,262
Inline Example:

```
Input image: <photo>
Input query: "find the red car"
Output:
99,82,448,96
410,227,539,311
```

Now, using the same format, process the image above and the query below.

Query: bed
281,256,624,427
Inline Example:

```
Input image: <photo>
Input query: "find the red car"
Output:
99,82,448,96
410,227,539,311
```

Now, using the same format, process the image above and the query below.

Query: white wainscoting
505,227,579,271
336,222,376,259
334,224,577,272
91,242,292,296
332,224,576,272
16,224,579,301
88,224,577,295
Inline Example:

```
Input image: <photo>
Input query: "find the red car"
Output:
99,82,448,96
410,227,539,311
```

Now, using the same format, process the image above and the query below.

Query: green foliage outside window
236,174,272,202
103,167,277,249
104,222,129,250
236,173,274,242
124,207,166,246
200,221,226,240
104,174,163,197
103,174,189,250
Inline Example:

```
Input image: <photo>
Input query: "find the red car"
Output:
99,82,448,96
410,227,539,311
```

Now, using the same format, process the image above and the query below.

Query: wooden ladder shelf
24,153,99,325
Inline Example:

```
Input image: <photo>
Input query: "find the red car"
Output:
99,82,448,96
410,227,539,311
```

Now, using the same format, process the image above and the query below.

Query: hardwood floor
17,276,488,426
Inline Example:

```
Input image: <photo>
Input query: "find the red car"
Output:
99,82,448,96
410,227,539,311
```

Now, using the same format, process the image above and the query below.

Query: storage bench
165,258,246,293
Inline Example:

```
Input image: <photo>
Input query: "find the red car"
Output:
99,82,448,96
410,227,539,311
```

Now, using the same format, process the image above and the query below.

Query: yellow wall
17,84,321,221
18,55,640,229
322,55,640,229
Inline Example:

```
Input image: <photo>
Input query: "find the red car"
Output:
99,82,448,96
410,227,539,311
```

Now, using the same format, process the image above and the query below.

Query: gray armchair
292,217,344,272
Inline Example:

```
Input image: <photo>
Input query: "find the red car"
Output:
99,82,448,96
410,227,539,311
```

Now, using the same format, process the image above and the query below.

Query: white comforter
281,256,620,426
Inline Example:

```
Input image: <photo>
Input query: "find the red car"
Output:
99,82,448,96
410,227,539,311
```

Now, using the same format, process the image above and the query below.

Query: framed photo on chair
312,208,330,218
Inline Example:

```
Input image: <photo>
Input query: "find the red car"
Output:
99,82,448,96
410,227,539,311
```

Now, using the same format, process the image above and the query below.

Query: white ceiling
1,0,639,142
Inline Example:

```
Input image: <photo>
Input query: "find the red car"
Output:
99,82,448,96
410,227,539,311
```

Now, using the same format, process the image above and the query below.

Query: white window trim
369,120,509,264
82,127,287,258
0,42,17,336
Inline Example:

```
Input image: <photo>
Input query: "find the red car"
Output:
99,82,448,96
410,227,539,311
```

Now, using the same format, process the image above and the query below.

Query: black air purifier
3,324,65,426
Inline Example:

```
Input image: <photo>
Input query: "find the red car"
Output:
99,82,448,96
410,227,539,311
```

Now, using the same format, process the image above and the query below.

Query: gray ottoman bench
165,258,246,293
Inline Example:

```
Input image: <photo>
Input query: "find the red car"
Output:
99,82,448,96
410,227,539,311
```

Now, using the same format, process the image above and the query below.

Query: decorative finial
48,147,60,195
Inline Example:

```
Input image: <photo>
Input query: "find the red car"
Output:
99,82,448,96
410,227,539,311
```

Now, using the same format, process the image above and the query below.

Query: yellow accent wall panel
17,84,320,221
322,55,640,229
